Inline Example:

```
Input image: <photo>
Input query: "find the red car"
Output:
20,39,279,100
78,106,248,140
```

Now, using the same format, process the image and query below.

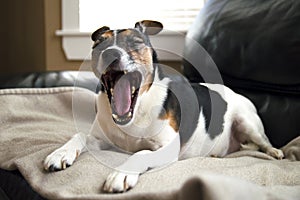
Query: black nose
101,48,122,67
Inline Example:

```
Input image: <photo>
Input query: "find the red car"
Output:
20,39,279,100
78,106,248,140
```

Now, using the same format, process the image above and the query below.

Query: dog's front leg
44,133,87,171
103,134,180,193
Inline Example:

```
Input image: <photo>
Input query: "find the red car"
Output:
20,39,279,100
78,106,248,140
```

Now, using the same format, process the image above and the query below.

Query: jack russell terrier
44,20,284,193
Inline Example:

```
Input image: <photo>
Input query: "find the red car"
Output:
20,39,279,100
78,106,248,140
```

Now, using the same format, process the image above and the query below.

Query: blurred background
0,0,205,75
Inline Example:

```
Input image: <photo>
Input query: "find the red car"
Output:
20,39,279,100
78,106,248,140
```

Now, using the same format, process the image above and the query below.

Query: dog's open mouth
101,69,142,125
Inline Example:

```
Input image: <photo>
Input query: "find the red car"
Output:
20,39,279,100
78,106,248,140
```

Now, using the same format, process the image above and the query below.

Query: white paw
103,171,139,193
44,147,80,171
266,147,284,160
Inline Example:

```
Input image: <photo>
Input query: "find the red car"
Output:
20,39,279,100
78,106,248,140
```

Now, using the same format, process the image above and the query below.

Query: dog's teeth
127,112,132,117
124,70,128,74
112,114,118,119
132,86,135,94
110,88,114,94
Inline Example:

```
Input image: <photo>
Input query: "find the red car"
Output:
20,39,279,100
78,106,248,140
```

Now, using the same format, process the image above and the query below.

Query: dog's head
91,20,163,125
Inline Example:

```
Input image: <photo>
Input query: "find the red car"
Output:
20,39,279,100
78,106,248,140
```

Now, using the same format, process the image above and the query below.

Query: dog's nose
101,48,122,67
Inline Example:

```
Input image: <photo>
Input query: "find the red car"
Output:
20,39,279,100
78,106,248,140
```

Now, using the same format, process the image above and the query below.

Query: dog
44,20,284,193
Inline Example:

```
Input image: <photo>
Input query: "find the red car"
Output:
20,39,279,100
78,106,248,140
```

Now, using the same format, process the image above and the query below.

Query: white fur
121,68,171,139
44,133,87,170
198,83,283,158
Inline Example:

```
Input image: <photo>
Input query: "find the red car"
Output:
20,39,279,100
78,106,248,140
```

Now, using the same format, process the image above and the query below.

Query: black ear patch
91,26,110,41
135,20,163,35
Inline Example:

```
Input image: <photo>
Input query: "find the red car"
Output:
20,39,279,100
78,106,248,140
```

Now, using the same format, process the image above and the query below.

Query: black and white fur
44,20,284,193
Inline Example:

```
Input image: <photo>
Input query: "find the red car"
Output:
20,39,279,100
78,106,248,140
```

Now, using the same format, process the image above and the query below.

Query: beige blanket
0,87,299,200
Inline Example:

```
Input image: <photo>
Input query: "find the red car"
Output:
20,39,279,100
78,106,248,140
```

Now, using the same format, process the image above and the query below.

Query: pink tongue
113,77,131,116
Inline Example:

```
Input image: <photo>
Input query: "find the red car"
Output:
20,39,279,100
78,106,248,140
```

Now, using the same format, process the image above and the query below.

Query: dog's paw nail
267,148,284,160
61,160,72,170
44,148,78,172
62,160,67,169
102,172,139,193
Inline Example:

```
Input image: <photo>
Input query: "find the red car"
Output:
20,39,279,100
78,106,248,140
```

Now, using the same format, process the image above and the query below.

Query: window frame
56,0,189,61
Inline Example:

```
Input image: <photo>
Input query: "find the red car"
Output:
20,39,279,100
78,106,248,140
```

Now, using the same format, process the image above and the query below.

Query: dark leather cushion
184,0,300,85
0,71,101,92
183,0,300,147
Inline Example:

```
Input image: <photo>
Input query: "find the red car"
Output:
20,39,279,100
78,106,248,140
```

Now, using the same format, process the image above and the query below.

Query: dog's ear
135,20,163,35
91,26,110,41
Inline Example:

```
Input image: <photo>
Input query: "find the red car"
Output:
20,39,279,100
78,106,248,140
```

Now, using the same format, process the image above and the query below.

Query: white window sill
56,29,186,61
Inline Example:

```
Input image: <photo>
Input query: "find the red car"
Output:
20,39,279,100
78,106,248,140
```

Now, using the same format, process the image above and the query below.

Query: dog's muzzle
100,49,142,125
101,49,124,71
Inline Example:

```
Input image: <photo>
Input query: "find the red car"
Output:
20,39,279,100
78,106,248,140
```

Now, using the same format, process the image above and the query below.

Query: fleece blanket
0,87,299,200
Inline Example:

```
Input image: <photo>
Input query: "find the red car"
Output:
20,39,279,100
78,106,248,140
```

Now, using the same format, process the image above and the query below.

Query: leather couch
0,71,100,92
183,0,300,148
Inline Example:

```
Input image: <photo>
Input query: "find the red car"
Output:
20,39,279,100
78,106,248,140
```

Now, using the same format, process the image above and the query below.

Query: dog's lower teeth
110,88,114,94
124,70,128,74
132,86,135,94
127,112,132,117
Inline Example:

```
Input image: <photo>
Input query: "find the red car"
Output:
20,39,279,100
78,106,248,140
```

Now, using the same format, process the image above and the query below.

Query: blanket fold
0,87,299,200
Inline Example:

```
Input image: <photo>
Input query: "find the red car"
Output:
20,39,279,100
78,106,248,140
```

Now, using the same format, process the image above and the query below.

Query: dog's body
44,21,283,193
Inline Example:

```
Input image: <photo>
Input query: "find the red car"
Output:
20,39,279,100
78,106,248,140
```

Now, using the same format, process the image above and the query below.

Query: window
79,0,204,32
57,0,205,60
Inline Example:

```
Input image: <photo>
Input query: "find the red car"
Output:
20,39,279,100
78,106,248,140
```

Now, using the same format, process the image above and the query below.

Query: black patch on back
158,67,199,144
158,66,227,143
191,84,227,139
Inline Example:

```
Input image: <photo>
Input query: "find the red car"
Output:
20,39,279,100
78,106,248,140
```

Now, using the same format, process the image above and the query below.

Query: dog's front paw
102,171,139,193
266,147,284,160
44,147,80,172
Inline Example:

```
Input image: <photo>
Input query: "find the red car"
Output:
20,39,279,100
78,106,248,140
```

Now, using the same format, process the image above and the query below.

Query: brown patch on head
129,47,154,94
129,47,152,64
92,30,114,49
91,26,111,41
101,31,113,38
118,29,132,36
129,48,153,86
117,29,153,67
159,109,179,132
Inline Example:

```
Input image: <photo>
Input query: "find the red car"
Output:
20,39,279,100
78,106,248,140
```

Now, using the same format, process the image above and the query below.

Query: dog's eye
131,37,146,50
133,37,144,44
